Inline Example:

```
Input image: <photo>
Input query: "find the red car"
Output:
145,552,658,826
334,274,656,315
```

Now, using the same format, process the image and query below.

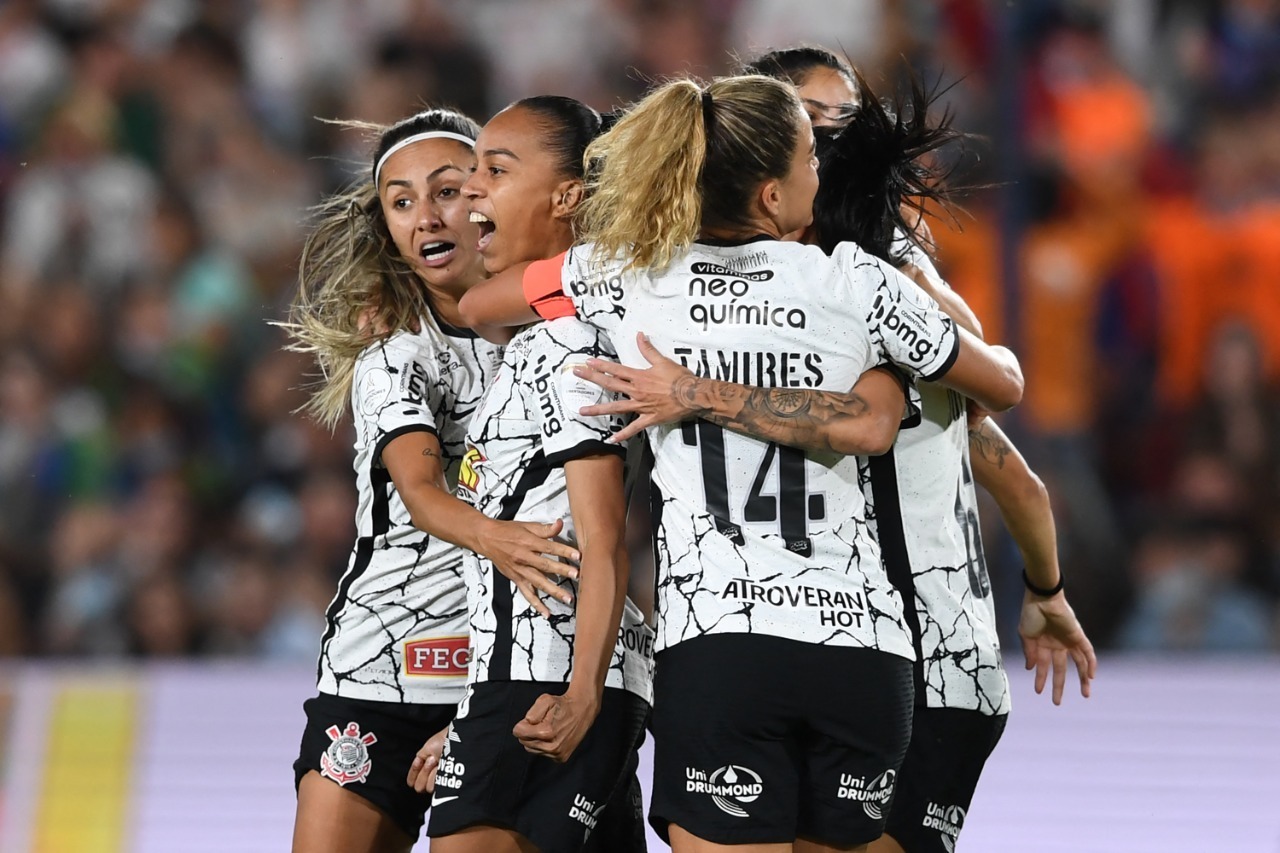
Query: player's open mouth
419,240,457,267
470,211,496,253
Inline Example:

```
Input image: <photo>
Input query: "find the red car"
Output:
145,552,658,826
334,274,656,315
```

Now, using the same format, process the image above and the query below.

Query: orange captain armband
523,252,576,320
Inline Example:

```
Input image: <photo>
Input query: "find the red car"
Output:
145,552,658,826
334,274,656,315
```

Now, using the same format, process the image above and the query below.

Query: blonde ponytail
579,75,806,273
578,79,708,272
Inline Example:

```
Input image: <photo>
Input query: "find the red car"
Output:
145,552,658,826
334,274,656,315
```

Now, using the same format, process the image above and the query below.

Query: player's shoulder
521,316,616,361
357,324,432,368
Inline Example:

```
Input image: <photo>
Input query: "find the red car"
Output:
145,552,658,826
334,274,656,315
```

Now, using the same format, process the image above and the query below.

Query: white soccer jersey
861,384,1010,715
317,313,504,704
533,238,960,659
456,317,654,702
864,240,1010,714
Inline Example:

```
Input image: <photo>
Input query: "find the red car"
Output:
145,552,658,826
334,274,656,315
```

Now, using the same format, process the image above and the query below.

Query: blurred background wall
0,0,1279,849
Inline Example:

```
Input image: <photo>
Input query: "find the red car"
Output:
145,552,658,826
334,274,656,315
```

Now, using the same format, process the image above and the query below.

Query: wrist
470,517,499,555
565,680,603,712
1022,568,1064,598
671,373,709,418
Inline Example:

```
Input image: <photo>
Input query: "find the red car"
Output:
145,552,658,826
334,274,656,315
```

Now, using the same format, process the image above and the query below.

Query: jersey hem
372,423,441,468
920,328,961,383
543,438,627,468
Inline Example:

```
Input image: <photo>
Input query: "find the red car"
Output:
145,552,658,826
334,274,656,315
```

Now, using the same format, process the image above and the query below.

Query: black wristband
1023,569,1064,597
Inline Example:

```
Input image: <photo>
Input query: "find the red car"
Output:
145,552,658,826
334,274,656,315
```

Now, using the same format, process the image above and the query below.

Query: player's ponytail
578,79,707,272
581,75,805,272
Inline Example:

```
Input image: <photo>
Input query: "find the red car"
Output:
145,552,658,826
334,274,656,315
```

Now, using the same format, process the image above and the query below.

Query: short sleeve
525,319,627,467
354,335,441,465
835,242,960,382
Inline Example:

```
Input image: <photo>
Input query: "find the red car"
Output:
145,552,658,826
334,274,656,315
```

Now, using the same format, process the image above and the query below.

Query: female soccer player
283,108,582,853
460,74,1023,852
596,47,1097,853
420,96,652,853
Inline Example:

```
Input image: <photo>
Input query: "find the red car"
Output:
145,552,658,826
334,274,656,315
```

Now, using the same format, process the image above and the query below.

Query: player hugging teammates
284,42,1097,853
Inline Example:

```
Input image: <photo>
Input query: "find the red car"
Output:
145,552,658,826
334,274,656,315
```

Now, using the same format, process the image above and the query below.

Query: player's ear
758,177,784,220
552,179,584,221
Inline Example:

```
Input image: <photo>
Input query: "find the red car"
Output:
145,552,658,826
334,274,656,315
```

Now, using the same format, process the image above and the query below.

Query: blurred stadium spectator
0,0,1277,661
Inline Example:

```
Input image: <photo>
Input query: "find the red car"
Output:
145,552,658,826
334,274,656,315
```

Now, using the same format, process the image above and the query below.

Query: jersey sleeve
354,335,441,466
835,242,960,382
525,319,628,468
872,361,924,429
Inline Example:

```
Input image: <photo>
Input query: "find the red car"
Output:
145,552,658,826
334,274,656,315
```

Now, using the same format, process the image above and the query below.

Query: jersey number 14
681,420,823,557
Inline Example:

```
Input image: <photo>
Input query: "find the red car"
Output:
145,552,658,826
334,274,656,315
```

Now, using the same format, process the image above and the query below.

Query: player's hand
966,398,992,429
575,332,698,444
512,690,601,763
406,726,450,794
1018,590,1097,705
476,518,579,618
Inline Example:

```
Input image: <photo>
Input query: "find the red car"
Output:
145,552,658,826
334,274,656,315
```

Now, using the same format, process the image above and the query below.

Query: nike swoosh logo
432,795,459,806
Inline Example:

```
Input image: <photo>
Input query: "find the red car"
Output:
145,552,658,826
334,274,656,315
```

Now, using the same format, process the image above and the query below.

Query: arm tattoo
760,388,812,418
968,420,1012,469
421,447,439,459
701,383,872,453
671,374,704,416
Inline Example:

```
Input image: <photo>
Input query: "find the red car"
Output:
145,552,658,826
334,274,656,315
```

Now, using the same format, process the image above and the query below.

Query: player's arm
900,261,983,339
932,325,1022,413
967,417,1097,704
513,452,628,762
381,432,579,617
457,259,547,338
574,333,906,455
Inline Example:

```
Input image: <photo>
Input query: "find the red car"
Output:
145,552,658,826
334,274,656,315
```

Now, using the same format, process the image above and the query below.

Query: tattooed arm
575,333,907,456
968,417,1097,703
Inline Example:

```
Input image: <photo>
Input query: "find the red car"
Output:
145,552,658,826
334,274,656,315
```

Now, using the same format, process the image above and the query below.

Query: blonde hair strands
579,75,804,273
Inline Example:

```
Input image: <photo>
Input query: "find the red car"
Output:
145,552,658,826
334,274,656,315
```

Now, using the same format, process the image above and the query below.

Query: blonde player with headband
284,108,582,853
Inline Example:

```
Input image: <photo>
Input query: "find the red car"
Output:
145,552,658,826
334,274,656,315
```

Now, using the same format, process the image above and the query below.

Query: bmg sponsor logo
568,275,625,302
686,765,764,817
837,768,896,819
871,291,937,363
403,636,470,677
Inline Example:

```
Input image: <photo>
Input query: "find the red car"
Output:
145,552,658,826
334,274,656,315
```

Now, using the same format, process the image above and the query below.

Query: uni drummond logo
837,769,897,819
686,765,764,817
923,802,965,852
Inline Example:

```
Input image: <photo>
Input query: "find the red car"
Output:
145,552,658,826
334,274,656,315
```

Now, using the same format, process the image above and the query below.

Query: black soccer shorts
883,706,1007,853
426,680,650,853
649,633,914,847
293,692,457,840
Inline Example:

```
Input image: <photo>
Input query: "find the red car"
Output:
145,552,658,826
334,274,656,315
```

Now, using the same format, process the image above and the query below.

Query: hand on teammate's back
477,518,580,618
512,690,601,763
575,332,699,443
1018,591,1098,705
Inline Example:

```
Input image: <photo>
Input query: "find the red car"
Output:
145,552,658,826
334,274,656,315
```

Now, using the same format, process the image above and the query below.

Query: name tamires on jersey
457,317,654,703
317,313,503,704
528,238,960,660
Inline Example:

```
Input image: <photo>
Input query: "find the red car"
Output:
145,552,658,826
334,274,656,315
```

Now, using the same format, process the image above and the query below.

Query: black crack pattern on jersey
564,242,926,663
318,320,504,704
859,380,1010,715
461,319,653,701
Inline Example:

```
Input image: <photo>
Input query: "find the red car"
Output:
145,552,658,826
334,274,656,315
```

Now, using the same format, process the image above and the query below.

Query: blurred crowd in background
1,0,1278,660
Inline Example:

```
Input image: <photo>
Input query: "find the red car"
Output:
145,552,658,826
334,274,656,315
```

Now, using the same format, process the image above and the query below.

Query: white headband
374,131,476,185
